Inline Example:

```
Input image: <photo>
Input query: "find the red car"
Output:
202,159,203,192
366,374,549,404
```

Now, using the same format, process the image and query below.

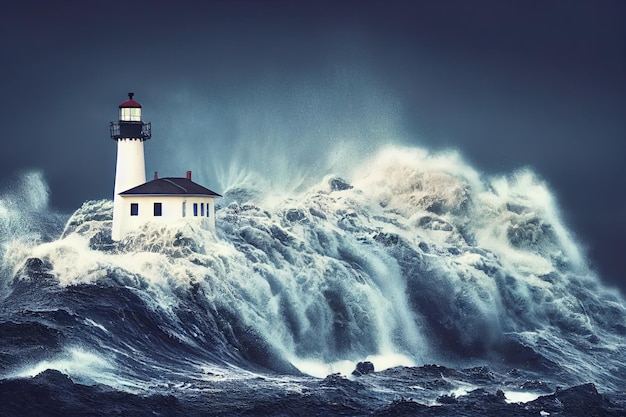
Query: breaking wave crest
1,146,625,394
0,170,59,243
0,171,65,291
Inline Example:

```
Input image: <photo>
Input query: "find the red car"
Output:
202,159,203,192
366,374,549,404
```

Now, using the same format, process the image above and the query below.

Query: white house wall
118,195,216,238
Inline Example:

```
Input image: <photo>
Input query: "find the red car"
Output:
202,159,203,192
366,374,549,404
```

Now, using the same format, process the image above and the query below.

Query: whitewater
1,146,625,416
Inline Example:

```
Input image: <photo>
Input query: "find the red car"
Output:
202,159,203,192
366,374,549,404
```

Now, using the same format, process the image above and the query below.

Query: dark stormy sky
1,1,624,292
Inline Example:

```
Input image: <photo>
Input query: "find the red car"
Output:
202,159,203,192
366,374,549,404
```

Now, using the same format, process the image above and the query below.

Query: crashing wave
2,146,625,391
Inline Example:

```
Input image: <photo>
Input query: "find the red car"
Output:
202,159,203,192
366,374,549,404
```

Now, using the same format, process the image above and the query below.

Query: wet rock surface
1,367,624,416
352,361,375,376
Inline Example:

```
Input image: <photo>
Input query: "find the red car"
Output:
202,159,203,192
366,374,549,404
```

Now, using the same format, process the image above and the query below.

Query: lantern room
119,92,142,121
110,92,151,141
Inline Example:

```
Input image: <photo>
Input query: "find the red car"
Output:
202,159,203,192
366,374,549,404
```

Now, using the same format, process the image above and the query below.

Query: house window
201,203,205,216
182,201,186,217
154,202,162,216
130,203,139,216
193,203,198,216
206,202,210,217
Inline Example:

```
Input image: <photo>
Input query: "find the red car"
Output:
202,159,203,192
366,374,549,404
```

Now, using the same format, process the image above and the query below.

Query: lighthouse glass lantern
110,92,151,140
120,106,141,121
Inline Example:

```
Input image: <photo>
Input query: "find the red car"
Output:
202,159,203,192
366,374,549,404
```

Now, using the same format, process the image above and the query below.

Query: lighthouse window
120,107,141,122
154,202,162,216
201,203,205,216
193,203,198,216
130,203,138,216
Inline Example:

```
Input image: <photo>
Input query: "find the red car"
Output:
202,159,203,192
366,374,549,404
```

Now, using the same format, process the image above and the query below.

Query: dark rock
418,215,453,231
23,257,52,275
447,246,461,255
424,378,454,390
529,383,616,415
373,232,399,246
172,231,200,253
13,257,58,287
426,200,445,214
285,208,306,222
352,361,375,376
329,177,353,192
520,379,553,393
270,225,293,244
0,369,183,417
32,369,74,387
461,366,496,382
462,388,507,405
308,207,327,219
322,372,346,385
437,393,458,404
374,398,427,416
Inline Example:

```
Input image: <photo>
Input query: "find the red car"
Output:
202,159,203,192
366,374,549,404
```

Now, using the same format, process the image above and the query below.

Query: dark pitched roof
120,178,221,197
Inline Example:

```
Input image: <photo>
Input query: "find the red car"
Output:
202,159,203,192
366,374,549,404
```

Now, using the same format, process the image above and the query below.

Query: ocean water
1,146,625,416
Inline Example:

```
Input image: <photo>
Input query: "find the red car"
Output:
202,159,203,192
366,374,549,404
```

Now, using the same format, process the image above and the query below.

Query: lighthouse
110,93,220,241
110,93,151,240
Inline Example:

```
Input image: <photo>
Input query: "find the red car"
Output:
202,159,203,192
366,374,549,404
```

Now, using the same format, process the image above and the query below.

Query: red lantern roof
119,92,142,108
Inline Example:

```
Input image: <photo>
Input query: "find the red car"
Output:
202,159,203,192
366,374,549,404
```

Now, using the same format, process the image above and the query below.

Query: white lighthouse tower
110,93,152,241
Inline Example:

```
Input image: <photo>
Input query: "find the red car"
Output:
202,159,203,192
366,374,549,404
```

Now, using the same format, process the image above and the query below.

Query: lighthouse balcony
110,121,151,140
